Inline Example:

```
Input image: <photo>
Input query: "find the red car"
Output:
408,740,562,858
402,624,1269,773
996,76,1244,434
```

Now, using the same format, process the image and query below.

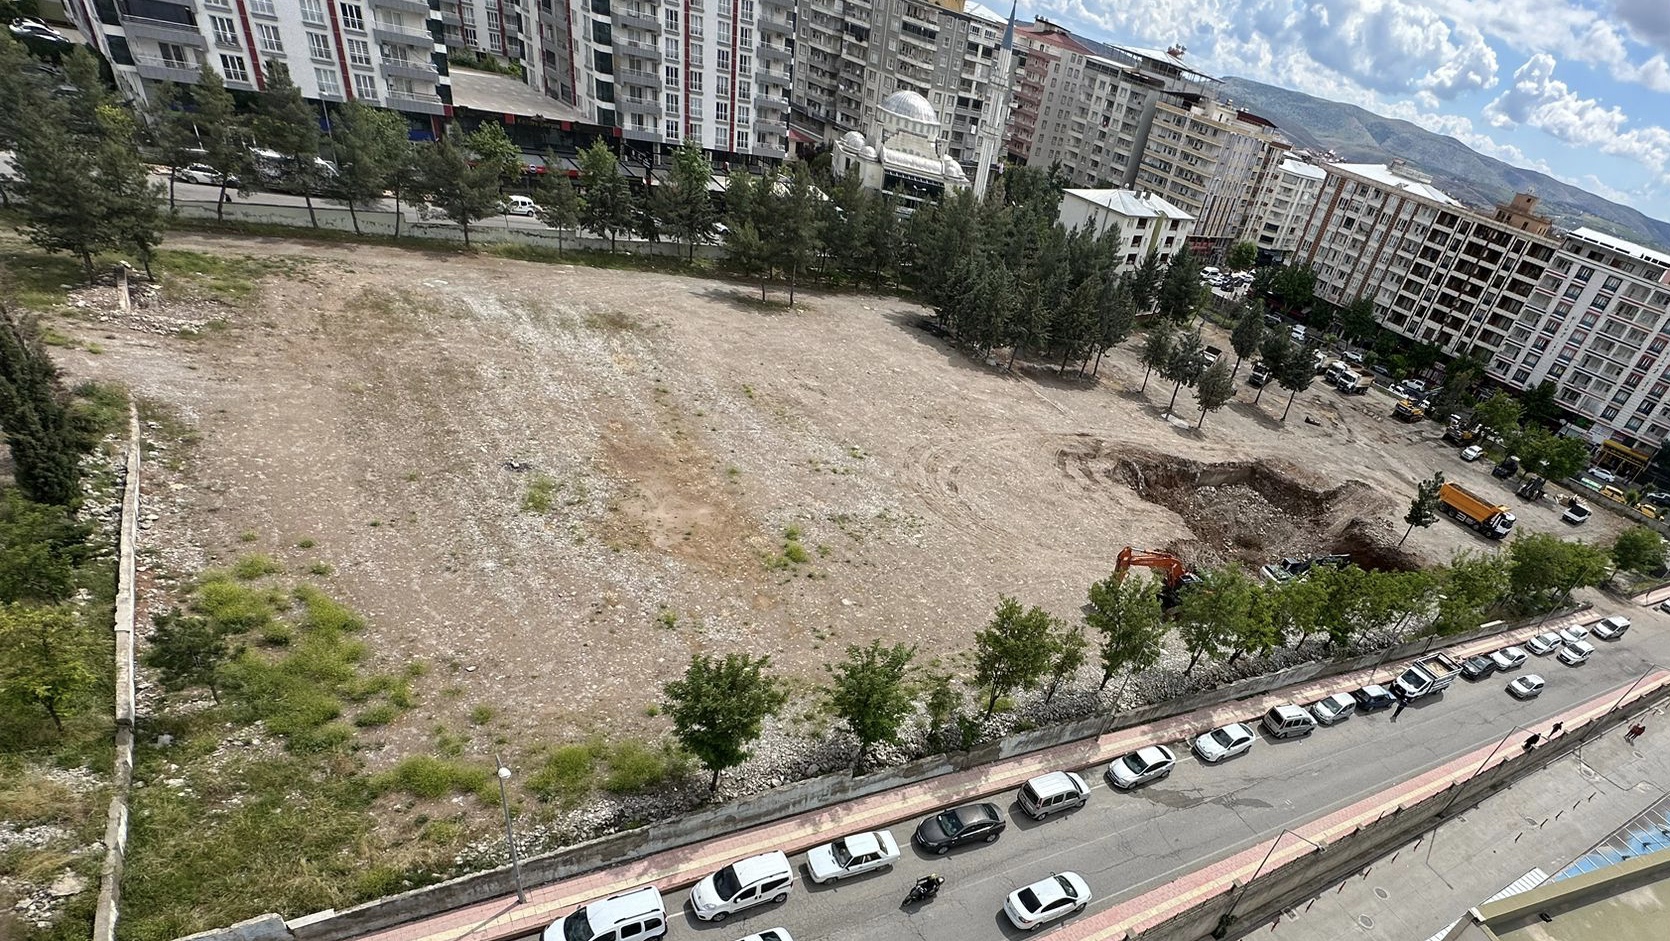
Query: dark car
1461,655,1497,681
913,802,1006,855
1352,684,1397,711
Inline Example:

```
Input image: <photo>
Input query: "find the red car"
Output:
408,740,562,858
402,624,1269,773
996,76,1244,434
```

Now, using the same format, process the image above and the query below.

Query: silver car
1310,692,1356,725
1490,646,1527,671
1525,632,1564,656
1106,745,1176,788
1192,723,1255,763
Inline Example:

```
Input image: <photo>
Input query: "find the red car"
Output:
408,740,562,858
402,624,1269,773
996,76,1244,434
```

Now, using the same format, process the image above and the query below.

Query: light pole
1438,724,1524,820
1608,668,1659,716
495,754,528,903
1212,828,1326,938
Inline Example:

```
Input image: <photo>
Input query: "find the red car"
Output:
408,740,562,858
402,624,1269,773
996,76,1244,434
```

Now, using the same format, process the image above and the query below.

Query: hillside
1218,76,1670,251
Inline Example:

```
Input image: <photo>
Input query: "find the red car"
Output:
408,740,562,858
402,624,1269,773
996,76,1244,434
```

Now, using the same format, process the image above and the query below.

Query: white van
1262,704,1316,739
543,885,667,941
691,851,794,921
1017,771,1090,820
506,194,538,216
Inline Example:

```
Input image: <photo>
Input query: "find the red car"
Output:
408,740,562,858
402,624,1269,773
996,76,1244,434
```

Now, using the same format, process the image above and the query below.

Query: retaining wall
272,605,1586,941
93,407,142,941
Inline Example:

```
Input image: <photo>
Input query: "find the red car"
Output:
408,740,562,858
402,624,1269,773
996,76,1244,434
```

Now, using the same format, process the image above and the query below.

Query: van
506,194,537,216
1017,771,1090,820
1598,485,1627,504
1261,704,1316,739
543,885,666,941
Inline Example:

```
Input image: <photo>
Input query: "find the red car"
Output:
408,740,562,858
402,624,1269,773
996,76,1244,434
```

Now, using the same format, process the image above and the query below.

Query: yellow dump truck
1438,482,1516,539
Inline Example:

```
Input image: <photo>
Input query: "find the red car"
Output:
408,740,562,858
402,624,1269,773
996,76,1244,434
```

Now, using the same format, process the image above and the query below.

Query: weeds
468,705,495,726
522,473,558,514
374,755,490,801
232,553,282,580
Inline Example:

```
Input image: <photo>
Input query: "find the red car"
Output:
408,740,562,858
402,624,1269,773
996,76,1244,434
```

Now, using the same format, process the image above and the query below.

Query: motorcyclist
910,873,944,898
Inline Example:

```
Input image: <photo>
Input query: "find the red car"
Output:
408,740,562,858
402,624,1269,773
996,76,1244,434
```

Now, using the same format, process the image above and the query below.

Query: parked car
1192,723,1255,763
1507,674,1546,699
1586,467,1617,483
1592,616,1631,640
1290,324,1307,342
1004,871,1091,931
1561,502,1591,525
1017,771,1090,820
174,163,238,187
1558,625,1590,645
1460,655,1497,681
805,830,899,883
1310,692,1356,725
1352,684,1397,712
729,931,793,941
913,803,1006,854
1460,445,1485,462
1526,632,1564,656
1558,640,1595,666
1263,704,1318,739
1490,646,1528,671
690,852,794,922
1106,745,1177,788
1263,312,1283,327
505,194,539,215
543,885,667,941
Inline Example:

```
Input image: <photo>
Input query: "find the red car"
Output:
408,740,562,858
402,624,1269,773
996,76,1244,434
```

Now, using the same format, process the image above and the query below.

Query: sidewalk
354,612,1601,941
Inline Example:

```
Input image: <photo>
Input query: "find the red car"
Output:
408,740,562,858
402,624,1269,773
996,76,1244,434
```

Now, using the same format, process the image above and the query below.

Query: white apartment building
1293,163,1560,358
1057,188,1194,273
1245,157,1325,262
66,0,448,116
1134,96,1288,255
1488,227,1670,452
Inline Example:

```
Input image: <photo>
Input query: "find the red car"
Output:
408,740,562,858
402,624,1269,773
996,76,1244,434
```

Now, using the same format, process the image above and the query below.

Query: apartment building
66,0,448,116
1133,96,1288,255
1244,157,1325,263
1057,187,1194,273
1488,227,1670,452
792,0,1007,173
1293,163,1560,359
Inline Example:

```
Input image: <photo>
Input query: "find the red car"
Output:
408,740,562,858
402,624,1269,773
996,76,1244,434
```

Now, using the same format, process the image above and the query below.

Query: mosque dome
838,130,866,152
878,90,941,128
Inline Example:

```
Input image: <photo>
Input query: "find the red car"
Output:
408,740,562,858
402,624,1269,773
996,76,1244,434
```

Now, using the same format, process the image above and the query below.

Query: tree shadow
877,307,1021,378
695,285,802,316
1228,397,1287,431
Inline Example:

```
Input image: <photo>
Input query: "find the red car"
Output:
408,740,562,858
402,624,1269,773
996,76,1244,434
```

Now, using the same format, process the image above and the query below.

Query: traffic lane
656,640,1652,941
154,174,554,230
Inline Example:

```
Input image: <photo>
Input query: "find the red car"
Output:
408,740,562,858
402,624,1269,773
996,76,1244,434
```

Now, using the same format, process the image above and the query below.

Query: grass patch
69,381,131,447
307,561,333,576
237,530,258,543
191,574,280,633
232,553,282,580
525,743,603,805
467,705,495,726
293,585,365,633
0,242,88,311
151,248,304,305
375,755,491,801
601,740,687,795
521,473,558,514
765,525,812,570
296,538,316,549
354,703,400,728
420,819,465,846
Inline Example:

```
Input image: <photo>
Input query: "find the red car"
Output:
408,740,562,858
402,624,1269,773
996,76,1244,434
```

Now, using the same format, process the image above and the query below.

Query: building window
489,30,503,52
691,18,702,38
220,54,250,83
737,106,750,125
210,15,239,46
664,9,678,28
339,3,365,31
716,101,730,122
308,32,333,62
352,72,378,100
300,0,327,27
158,42,193,69
738,53,750,74
255,23,283,54
664,65,678,88
665,92,679,110
250,0,276,15
346,38,371,67
315,67,342,97
664,36,678,59
665,119,680,140
687,71,702,92
687,122,702,141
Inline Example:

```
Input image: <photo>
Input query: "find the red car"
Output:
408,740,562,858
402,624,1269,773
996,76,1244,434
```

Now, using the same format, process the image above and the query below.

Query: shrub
522,474,558,514
192,576,277,633
354,703,399,728
602,740,686,794
526,743,601,804
377,755,491,801
232,554,282,580
468,705,495,726
293,585,365,634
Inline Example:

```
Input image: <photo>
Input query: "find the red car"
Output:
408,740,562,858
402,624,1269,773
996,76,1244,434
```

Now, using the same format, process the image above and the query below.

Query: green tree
1431,550,1509,635
1130,250,1164,312
663,653,786,792
1337,296,1378,343
1160,330,1207,416
1472,391,1523,440
1507,532,1611,612
1271,263,1317,312
1276,340,1315,421
142,82,201,212
533,161,582,249
1520,380,1562,426
1054,276,1100,374
1402,471,1445,546
663,139,718,261
825,640,916,772
0,32,49,206
330,101,409,235
1226,584,1278,665
1138,325,1175,393
1042,626,1088,703
973,596,1056,718
252,63,323,227
417,132,501,246
577,139,635,252
1612,526,1666,575
1085,572,1165,691
144,607,236,702
1089,276,1137,377
1194,359,1234,428
1175,568,1253,673
465,121,522,193
0,491,92,604
0,305,83,505
0,603,101,731
1156,251,1202,324
1254,331,1293,404
769,163,823,305
12,112,107,280
96,105,166,277
190,64,250,220
858,191,901,289
1269,576,1328,649
1226,241,1257,271
1228,305,1265,379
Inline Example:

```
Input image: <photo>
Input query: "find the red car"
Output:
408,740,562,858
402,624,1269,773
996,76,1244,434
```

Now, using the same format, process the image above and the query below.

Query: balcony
754,92,788,112
617,38,661,62
121,15,206,48
372,0,431,15
132,54,201,83
616,96,660,115
617,68,657,87
762,0,795,8
759,15,795,36
757,42,793,64
755,116,787,135
373,20,432,46
613,8,659,31
386,89,446,114
381,57,437,80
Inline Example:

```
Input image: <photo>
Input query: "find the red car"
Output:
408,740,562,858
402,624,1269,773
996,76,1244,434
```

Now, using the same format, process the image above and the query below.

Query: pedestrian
1627,723,1645,743
1551,722,1563,736
1392,695,1408,720
1522,732,1542,752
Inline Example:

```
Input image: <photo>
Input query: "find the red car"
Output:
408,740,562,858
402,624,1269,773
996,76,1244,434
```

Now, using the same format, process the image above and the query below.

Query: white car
730,931,794,941
1004,871,1091,931
690,852,794,922
1490,646,1528,671
1592,616,1631,640
1310,692,1356,725
1507,674,1546,699
1587,467,1617,483
1460,445,1485,462
804,830,899,883
1525,632,1564,656
1558,640,1595,665
1192,723,1255,763
174,163,236,187
1558,625,1590,645
1106,745,1176,788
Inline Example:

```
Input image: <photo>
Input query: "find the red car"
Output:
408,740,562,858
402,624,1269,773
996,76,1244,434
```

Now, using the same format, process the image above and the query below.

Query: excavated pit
1057,439,1421,572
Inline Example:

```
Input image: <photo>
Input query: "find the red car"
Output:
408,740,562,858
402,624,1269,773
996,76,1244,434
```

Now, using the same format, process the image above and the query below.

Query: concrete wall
272,606,1586,941
93,407,142,941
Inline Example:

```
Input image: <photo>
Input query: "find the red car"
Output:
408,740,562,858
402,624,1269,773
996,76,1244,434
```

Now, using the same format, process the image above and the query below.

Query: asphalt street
155,173,553,232
641,619,1662,941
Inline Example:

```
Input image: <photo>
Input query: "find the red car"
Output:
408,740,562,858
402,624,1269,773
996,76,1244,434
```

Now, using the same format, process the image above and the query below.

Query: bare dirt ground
50,234,1631,758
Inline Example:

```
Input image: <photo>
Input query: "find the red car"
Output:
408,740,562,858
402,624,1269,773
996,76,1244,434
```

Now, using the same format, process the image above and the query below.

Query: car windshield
938,810,967,836
561,908,594,941
712,864,741,900
1124,753,1150,774
1055,875,1078,898
1211,728,1236,747
831,841,852,866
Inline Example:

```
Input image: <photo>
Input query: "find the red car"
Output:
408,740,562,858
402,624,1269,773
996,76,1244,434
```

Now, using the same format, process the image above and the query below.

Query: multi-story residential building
1293,163,1560,359
1488,227,1670,453
1057,188,1195,273
65,0,449,117
1134,96,1288,255
1244,157,1325,263
792,0,1007,174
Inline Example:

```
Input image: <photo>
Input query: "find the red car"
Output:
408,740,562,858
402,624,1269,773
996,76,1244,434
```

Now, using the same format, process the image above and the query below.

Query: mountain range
1216,76,1670,252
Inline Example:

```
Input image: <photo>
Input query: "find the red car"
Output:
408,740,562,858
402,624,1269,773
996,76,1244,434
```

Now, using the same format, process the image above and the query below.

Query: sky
1024,0,1670,224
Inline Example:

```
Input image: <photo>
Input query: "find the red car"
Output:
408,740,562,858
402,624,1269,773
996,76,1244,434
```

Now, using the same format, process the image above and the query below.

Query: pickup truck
1392,653,1461,700
1248,361,1273,386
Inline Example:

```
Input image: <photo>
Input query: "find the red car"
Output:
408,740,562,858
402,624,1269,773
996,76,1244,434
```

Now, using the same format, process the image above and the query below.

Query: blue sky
1026,0,1670,224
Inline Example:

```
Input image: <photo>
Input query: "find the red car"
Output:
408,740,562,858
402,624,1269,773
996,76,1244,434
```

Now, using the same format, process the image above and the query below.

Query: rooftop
1567,227,1670,270
448,67,582,123
1332,163,1462,207
1279,158,1327,180
1064,187,1194,220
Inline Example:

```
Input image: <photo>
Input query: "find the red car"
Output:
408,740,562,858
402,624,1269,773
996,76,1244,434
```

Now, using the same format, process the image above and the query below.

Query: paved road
636,624,1659,941
155,173,554,232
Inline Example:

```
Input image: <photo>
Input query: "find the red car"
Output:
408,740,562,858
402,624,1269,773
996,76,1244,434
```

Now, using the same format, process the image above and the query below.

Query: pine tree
1255,332,1293,404
770,163,823,305
577,139,635,251
1161,330,1208,416
533,155,582,250
1402,471,1445,546
97,106,165,278
1139,325,1175,393
417,132,501,247
465,121,523,194
1156,251,1202,324
860,191,900,290
142,82,200,212
13,111,107,281
1130,250,1164,311
0,304,82,505
190,64,249,220
1054,276,1100,374
663,139,717,261
1276,340,1316,421
253,63,323,227
1228,305,1266,379
1088,276,1136,377
330,100,409,235
1194,359,1234,428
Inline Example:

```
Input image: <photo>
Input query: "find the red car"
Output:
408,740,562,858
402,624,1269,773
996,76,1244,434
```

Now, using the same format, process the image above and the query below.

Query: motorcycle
904,876,944,904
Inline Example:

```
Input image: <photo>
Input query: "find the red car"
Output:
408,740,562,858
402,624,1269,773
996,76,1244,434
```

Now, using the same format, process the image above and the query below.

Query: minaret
972,1,1018,197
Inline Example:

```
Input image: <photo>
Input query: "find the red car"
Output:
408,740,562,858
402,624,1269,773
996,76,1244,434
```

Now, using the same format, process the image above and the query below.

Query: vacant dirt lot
52,234,1630,751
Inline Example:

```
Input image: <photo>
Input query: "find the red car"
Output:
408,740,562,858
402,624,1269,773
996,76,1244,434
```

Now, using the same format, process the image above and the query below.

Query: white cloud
1483,54,1670,175
1613,0,1670,55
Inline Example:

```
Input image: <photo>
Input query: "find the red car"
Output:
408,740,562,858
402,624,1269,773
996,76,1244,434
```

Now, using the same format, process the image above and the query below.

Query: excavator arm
1114,546,1187,588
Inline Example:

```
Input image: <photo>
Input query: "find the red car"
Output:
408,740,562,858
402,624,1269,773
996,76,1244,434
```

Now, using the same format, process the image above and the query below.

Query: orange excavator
1114,546,1199,607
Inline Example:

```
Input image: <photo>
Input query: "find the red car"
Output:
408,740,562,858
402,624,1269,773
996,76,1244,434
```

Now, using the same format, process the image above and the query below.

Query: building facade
830,89,967,207
1487,227,1670,452
1244,157,1325,262
65,0,450,116
1133,96,1288,255
1057,188,1195,273
1293,162,1560,359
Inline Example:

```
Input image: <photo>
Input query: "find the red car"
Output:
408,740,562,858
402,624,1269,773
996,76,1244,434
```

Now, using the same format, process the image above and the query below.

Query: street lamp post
1212,828,1326,938
496,754,528,904
1608,668,1657,716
